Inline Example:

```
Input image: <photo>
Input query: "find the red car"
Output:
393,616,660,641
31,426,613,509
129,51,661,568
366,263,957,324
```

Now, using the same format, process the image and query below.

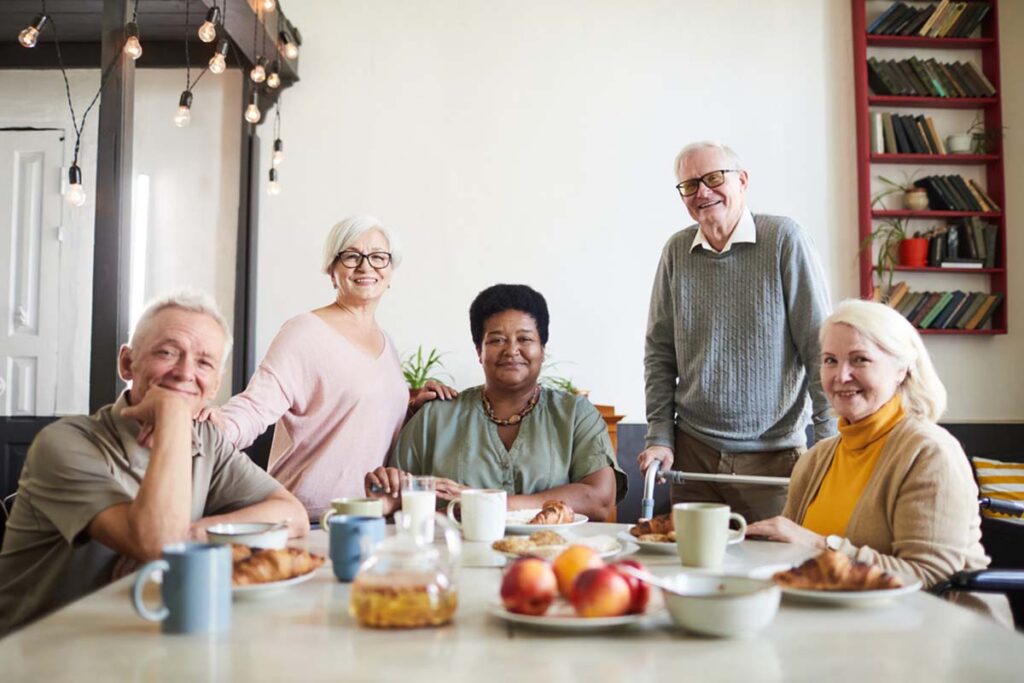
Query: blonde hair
674,140,744,181
130,289,233,372
321,215,402,276
823,299,946,422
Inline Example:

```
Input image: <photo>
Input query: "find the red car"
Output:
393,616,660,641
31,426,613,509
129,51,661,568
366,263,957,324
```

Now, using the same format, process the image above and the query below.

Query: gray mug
132,543,232,634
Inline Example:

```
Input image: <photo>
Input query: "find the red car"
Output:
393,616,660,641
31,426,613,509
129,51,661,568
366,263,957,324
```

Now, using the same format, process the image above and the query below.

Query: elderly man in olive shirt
0,291,308,635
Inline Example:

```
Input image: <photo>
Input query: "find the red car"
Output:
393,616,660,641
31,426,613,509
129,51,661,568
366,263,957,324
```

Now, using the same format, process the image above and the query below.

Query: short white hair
823,299,947,422
321,215,402,275
674,140,744,180
130,289,233,372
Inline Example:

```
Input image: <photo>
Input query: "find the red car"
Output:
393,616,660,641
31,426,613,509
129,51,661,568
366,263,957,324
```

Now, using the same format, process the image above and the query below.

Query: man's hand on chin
122,387,194,448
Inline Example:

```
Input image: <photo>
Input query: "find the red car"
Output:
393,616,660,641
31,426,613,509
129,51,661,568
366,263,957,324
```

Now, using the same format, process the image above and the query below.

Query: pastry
232,547,325,586
772,551,903,591
491,531,567,555
630,514,673,537
528,500,575,525
638,533,672,543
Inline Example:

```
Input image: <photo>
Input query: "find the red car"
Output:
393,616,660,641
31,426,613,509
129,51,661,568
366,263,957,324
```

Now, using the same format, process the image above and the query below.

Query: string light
18,14,48,48
272,139,284,167
209,38,229,74
266,62,281,89
244,92,261,124
198,6,221,43
262,0,277,12
65,165,86,207
123,22,143,60
267,168,281,195
173,91,193,127
280,32,298,60
250,58,266,83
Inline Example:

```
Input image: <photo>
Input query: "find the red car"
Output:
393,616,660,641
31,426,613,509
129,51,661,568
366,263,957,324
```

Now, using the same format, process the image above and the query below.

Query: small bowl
661,573,780,638
206,522,288,549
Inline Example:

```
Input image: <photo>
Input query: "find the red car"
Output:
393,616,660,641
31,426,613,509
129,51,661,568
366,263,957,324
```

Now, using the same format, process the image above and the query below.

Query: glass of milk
400,475,438,541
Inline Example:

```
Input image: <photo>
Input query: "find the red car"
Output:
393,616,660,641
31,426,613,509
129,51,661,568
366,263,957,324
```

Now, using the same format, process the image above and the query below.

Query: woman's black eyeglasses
336,251,392,269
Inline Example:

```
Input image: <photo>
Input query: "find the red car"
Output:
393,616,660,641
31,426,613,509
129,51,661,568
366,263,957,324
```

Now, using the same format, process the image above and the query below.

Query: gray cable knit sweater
644,213,836,453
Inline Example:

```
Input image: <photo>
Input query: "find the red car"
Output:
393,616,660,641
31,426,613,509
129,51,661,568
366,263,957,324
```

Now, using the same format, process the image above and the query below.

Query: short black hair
469,284,549,350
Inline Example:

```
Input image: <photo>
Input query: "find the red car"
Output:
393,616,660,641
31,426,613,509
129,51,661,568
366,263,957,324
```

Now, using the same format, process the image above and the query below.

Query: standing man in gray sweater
637,141,836,522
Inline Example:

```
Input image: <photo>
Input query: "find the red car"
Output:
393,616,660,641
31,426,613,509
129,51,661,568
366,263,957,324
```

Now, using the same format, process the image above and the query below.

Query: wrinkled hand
409,380,459,411
121,387,192,449
746,516,825,549
433,477,466,502
195,405,226,430
637,446,674,481
365,467,404,516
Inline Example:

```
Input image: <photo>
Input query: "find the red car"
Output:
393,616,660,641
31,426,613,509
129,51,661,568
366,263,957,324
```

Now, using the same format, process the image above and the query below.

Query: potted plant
540,358,588,398
872,171,928,211
861,217,927,296
966,114,1007,155
401,346,453,400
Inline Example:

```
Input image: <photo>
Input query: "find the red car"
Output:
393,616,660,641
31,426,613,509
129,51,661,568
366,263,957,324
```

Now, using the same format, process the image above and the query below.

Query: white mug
446,489,507,542
673,502,747,570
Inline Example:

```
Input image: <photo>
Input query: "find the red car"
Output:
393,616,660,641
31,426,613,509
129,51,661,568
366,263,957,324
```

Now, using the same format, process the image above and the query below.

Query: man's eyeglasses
336,251,392,269
676,169,740,198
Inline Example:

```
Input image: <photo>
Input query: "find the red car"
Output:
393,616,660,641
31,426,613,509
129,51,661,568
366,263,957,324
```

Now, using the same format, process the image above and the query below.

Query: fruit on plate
570,566,632,618
552,545,604,599
611,559,651,614
500,557,558,616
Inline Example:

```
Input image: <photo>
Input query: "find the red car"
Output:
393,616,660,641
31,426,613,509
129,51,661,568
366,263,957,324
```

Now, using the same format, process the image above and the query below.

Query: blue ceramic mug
132,543,232,634
329,515,385,582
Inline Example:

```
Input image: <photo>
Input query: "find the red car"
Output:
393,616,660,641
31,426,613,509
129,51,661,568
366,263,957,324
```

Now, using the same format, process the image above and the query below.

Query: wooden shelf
874,266,1004,275
868,96,998,109
918,328,1006,336
870,153,999,165
872,210,1002,219
866,35,995,49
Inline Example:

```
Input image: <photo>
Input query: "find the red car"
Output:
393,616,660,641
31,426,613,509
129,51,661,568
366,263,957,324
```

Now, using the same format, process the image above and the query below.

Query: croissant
630,513,673,537
232,547,325,586
773,551,903,591
528,500,575,525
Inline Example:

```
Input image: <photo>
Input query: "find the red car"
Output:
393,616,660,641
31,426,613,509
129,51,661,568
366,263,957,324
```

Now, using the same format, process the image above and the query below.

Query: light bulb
280,33,298,60
267,169,281,195
245,103,261,124
173,91,193,127
272,139,284,167
123,23,142,60
198,7,220,43
18,15,47,48
263,0,276,12
266,67,281,89
250,61,266,83
65,166,87,207
210,39,229,74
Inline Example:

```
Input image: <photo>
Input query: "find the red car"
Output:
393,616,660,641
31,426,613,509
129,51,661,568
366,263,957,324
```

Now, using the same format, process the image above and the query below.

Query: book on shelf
920,291,954,328
887,281,911,309
867,57,994,98
940,291,977,329
910,292,942,327
940,259,984,269
912,174,997,212
964,292,1004,330
954,292,989,330
931,291,967,329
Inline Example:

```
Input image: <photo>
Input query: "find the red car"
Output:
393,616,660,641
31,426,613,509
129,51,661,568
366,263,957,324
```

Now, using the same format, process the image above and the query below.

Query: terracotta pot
898,238,929,267
902,189,929,211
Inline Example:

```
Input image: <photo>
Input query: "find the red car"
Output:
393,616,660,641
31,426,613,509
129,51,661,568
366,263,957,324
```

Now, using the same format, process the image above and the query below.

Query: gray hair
823,299,946,422
321,215,402,275
130,289,233,372
674,140,744,180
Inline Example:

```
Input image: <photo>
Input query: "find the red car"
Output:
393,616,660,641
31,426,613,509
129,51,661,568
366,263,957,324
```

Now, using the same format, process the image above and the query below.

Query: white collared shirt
689,208,757,254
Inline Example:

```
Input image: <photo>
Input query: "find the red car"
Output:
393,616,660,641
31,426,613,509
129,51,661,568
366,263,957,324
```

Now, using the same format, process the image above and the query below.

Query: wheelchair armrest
937,569,1024,595
979,497,1024,517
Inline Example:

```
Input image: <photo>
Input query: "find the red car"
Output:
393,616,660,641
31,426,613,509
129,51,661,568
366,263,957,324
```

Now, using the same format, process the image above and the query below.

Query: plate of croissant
750,551,921,605
231,545,326,597
504,500,588,534
619,514,677,554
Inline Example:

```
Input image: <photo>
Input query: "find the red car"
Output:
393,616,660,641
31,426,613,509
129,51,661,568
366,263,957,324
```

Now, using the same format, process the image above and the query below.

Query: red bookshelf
853,0,1006,335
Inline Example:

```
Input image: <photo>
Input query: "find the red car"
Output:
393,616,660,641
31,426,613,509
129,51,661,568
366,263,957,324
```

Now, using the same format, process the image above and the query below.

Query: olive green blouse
389,386,627,501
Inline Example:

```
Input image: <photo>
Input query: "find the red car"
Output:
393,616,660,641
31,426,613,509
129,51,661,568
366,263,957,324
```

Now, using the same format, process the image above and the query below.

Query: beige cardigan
782,415,989,589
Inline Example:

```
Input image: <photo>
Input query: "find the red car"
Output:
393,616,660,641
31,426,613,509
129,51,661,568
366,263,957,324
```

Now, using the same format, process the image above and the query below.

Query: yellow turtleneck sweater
802,394,905,537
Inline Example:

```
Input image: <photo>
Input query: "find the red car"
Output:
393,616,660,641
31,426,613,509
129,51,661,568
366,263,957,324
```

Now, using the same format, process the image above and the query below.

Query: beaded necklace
481,386,541,426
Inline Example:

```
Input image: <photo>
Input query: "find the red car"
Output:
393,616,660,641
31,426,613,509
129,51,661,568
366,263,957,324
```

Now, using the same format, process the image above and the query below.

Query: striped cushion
973,456,1024,525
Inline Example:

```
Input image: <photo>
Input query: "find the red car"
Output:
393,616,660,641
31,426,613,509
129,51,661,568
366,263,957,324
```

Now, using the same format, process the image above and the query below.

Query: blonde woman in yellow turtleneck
748,299,989,591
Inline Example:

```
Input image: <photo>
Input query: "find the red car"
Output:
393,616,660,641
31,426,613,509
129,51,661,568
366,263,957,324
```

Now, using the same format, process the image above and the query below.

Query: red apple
611,559,651,614
569,566,632,618
500,557,558,616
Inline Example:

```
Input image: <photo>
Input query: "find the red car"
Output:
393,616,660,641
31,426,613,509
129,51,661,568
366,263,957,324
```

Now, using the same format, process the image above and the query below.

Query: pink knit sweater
219,312,409,517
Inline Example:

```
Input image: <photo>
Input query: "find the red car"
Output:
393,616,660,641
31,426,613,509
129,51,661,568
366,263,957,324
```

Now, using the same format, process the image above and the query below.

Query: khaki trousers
670,429,804,523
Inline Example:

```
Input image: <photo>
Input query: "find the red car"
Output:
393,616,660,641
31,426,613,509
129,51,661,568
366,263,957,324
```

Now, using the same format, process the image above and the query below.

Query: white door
0,130,63,416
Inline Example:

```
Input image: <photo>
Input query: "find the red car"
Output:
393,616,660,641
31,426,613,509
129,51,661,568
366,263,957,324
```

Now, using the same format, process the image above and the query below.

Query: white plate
748,564,922,605
232,568,320,598
617,530,676,555
494,536,638,561
504,511,588,534
488,598,661,630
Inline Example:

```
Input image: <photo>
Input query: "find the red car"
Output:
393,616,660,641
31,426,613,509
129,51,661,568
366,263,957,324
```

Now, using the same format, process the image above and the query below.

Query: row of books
869,113,947,155
878,283,1003,330
868,1,990,38
912,174,999,212
923,218,998,268
867,56,996,98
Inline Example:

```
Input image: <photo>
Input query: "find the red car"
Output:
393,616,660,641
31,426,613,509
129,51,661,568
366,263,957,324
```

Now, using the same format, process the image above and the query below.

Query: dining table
1,522,1022,682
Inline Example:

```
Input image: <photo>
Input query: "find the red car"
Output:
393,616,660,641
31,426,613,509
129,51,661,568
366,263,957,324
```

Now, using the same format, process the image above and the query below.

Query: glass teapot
349,511,462,628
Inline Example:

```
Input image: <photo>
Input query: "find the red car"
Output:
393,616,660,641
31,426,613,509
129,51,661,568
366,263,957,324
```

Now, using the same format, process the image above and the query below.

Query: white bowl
661,573,780,638
206,523,288,549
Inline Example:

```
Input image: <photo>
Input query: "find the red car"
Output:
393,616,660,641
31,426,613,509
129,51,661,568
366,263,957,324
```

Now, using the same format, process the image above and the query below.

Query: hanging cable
250,6,266,83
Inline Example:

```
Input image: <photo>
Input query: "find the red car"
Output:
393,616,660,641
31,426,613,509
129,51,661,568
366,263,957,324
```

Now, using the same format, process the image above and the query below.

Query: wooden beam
89,0,135,412
232,76,260,394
